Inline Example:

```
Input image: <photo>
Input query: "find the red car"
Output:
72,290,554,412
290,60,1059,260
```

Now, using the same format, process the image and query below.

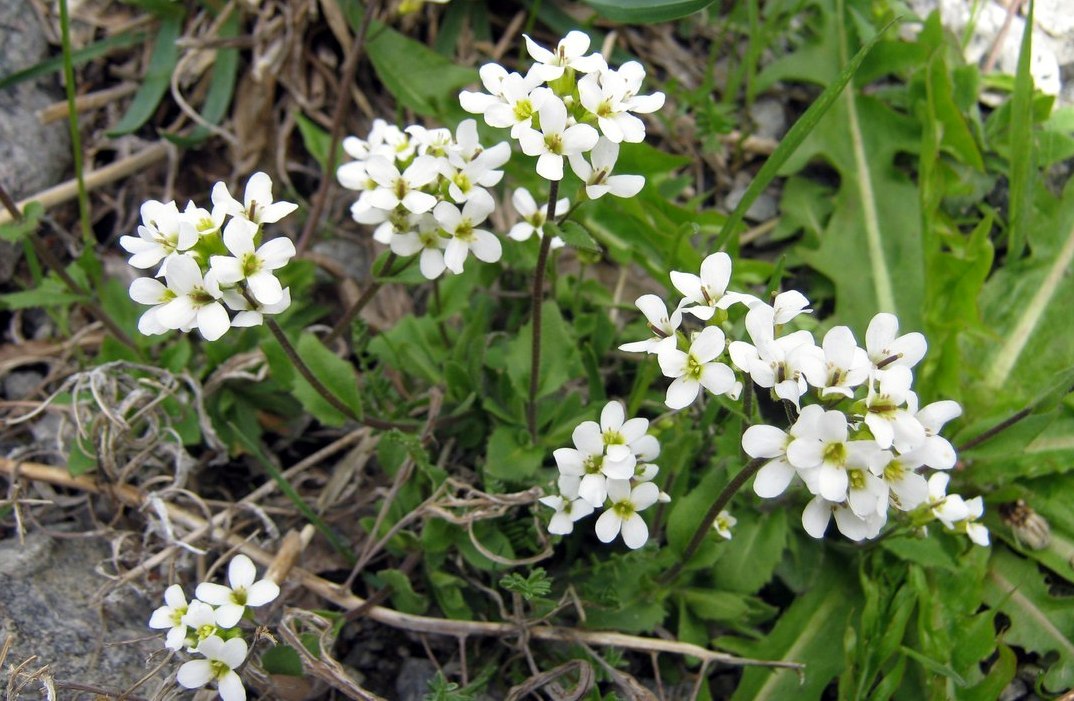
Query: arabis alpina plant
338,118,510,280
543,401,666,549
619,251,988,546
149,554,279,701
123,172,297,340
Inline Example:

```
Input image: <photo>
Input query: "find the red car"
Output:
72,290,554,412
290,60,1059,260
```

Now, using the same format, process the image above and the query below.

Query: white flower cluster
460,30,654,195
620,252,988,545
121,173,298,341
148,554,280,701
338,118,511,280
541,400,668,549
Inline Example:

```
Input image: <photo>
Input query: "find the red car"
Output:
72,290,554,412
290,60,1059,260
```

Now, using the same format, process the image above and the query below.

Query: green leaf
68,435,97,476
767,7,923,332
261,645,304,676
295,112,335,171
366,21,477,117
1006,0,1036,260
965,178,1074,406
898,646,967,686
483,425,544,483
0,201,43,243
984,548,1074,691
548,221,601,254
718,10,899,271
290,332,363,427
711,508,787,594
0,30,147,90
0,277,83,310
107,14,184,136
581,0,716,23
163,11,240,147
504,301,582,403
720,566,855,701
377,569,429,615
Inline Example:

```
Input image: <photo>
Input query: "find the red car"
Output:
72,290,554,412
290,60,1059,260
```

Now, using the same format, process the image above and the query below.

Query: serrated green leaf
291,332,363,426
0,201,43,243
984,548,1074,691
549,221,601,254
107,14,184,136
581,0,716,23
0,277,84,310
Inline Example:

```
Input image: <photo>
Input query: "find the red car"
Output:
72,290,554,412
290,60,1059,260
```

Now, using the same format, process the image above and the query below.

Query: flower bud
1000,500,1051,550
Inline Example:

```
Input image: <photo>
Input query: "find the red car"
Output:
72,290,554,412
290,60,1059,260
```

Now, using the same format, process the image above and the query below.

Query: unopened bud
1000,500,1051,550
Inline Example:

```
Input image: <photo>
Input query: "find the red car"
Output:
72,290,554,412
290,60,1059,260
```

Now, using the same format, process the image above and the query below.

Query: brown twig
0,457,803,673
295,0,378,255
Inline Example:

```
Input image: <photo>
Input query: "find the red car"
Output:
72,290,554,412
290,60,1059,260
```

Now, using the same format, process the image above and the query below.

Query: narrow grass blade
164,11,240,147
107,13,185,137
581,0,716,23
0,30,147,91
1007,0,1036,261
716,17,899,251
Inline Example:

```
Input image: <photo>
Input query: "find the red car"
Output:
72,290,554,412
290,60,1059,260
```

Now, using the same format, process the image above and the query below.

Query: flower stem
295,0,378,255
660,457,766,584
266,319,361,423
527,179,560,443
957,406,1033,452
0,184,138,352
325,252,397,345
58,0,92,246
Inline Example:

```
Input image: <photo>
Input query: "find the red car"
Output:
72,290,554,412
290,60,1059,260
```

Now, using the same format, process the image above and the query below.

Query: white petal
130,277,169,305
245,579,280,607
176,660,213,689
594,510,621,543
257,237,296,269
197,303,231,342
217,672,247,701
753,459,796,498
219,637,250,668
742,425,788,459
536,153,564,181
620,514,649,549
600,401,625,431
801,497,832,538
469,230,502,263
665,377,700,410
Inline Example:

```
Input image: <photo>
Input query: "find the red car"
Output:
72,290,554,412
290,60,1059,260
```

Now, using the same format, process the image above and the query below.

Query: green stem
660,457,766,584
325,252,397,345
526,179,560,443
957,406,1032,453
295,0,378,255
0,185,138,351
58,0,93,245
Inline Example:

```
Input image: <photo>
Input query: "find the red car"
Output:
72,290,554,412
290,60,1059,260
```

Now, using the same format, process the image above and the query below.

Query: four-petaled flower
176,635,249,701
195,554,280,628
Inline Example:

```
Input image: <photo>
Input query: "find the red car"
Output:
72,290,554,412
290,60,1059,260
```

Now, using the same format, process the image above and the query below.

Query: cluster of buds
148,555,279,701
121,173,298,341
619,252,988,545
337,118,510,280
541,401,668,549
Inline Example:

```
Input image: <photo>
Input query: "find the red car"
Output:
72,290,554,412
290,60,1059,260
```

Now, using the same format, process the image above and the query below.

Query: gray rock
749,98,787,141
395,657,439,701
2,370,44,400
0,0,72,283
725,171,779,223
0,532,164,698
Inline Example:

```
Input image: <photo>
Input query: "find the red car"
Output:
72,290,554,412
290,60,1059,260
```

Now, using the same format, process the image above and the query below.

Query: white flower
433,194,502,275
212,172,298,227
389,213,449,280
195,554,280,628
523,31,607,82
618,294,681,354
742,405,829,498
459,64,512,117
517,96,599,181
362,156,440,214
540,491,595,535
177,635,248,701
796,325,871,399
862,366,926,451
209,221,295,305
481,75,550,138
670,252,756,321
657,327,739,409
898,398,961,470
594,480,659,549
154,255,230,341
728,305,816,407
962,497,990,546
877,452,929,511
181,200,227,239
120,200,198,270
553,431,610,508
148,584,189,651
181,600,221,647
713,510,736,540
568,138,644,199
767,290,813,325
802,495,886,541
865,312,927,371
222,286,292,328
786,409,884,503
129,276,174,336
507,187,568,246
927,472,970,528
616,61,667,114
